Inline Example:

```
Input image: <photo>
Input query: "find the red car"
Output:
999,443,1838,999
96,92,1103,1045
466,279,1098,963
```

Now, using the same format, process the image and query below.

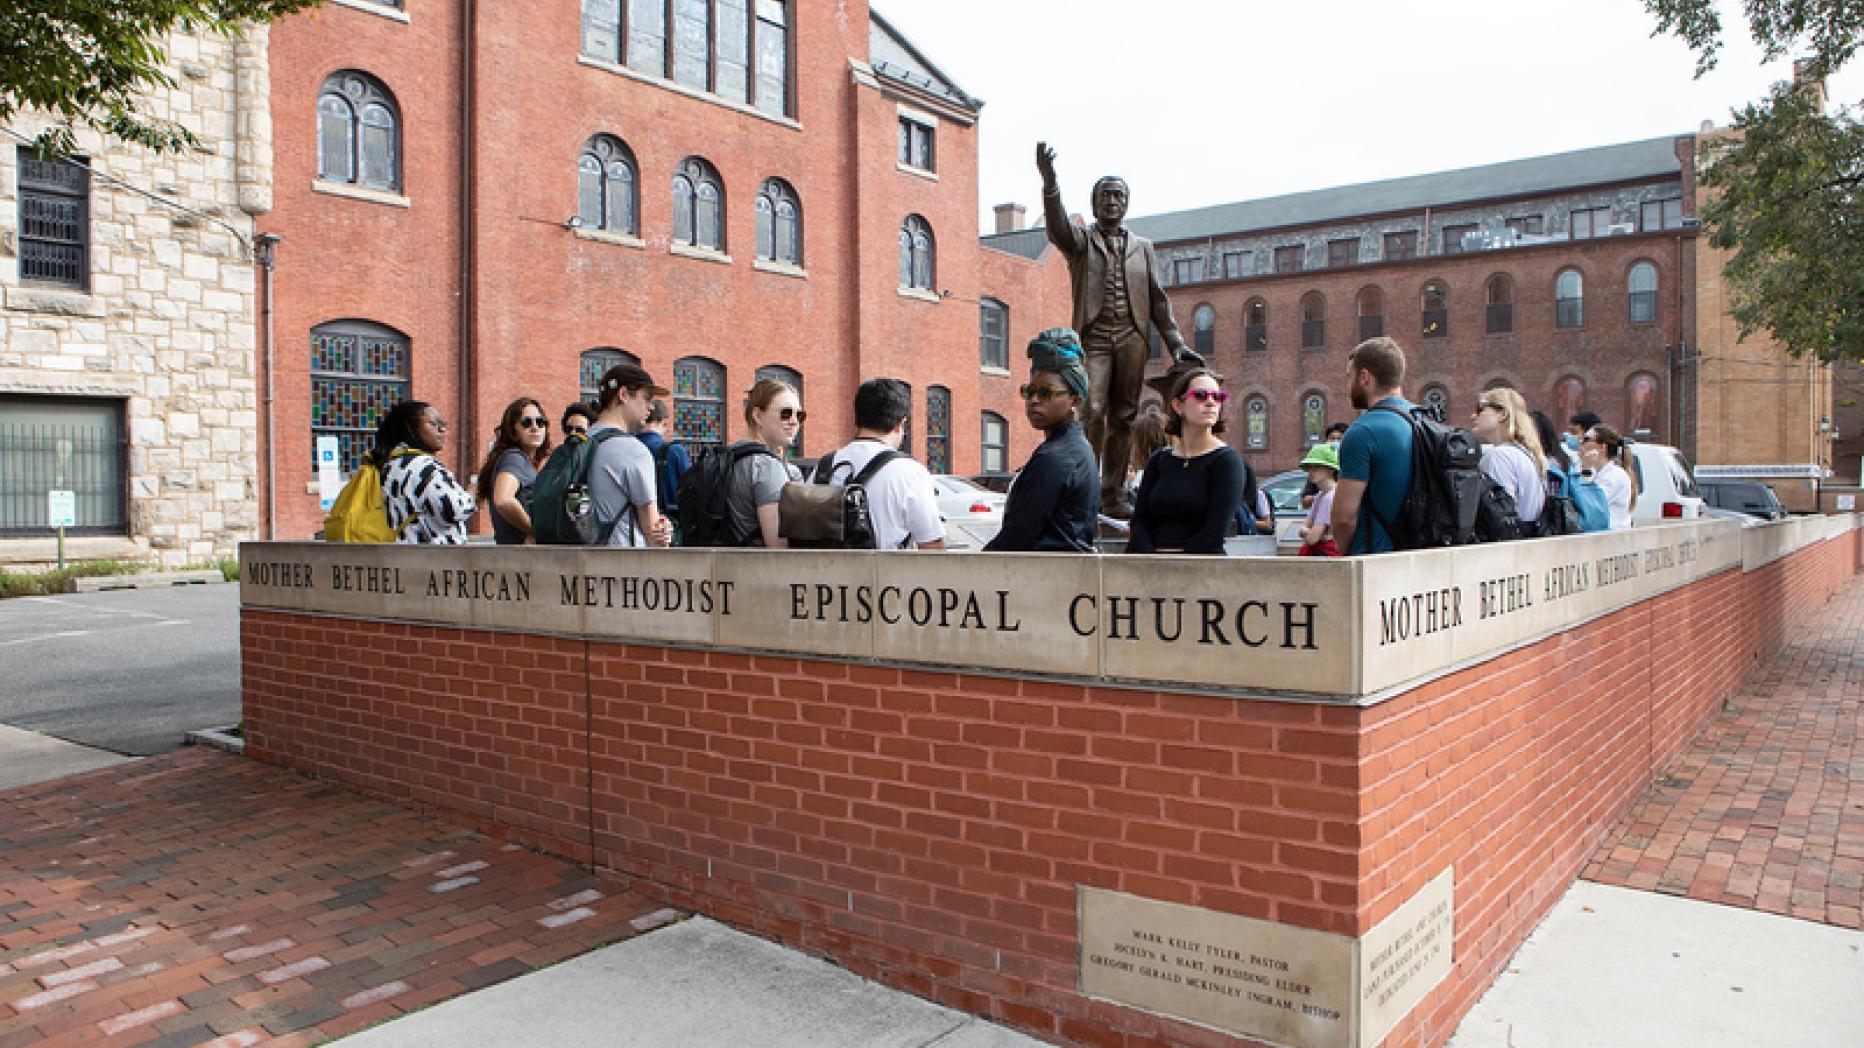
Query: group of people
352,329,1637,558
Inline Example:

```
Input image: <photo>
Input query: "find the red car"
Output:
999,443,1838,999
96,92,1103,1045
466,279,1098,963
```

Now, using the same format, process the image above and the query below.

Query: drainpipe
256,233,281,539
457,0,479,476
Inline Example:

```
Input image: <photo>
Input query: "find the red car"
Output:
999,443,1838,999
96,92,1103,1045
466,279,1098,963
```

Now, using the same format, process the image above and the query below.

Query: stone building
259,0,1068,540
0,26,270,566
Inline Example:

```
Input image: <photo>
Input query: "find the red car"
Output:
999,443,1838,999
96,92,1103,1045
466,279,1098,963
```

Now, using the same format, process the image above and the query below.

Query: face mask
1563,434,1580,452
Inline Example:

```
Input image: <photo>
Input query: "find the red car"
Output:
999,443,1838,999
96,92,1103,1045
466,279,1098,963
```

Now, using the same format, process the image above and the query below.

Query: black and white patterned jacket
382,445,476,544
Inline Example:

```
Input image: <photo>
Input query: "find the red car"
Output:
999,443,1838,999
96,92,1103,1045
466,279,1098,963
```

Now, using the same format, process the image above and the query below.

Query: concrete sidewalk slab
333,916,1047,1048
1448,880,1864,1048
0,723,133,788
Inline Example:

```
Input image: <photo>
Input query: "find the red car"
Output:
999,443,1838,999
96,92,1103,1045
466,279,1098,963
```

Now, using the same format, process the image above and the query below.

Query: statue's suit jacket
1042,191,1186,353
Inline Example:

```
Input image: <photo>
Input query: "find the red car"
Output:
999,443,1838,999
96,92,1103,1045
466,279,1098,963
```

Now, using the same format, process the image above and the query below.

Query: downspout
457,0,478,477
257,234,280,539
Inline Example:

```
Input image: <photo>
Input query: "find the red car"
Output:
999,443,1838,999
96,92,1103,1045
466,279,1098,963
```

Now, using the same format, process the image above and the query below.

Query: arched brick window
1244,299,1268,352
311,319,410,474
579,347,639,402
317,71,400,191
900,215,935,289
1556,269,1584,328
1486,274,1514,334
672,157,724,251
755,178,802,266
1193,304,1216,356
1628,262,1658,324
925,386,952,474
1301,292,1326,349
1357,286,1383,340
577,135,638,235
1421,281,1448,339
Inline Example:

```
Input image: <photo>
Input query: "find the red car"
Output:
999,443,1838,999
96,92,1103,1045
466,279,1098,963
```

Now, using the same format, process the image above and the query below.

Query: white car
1627,442,1706,523
931,475,1008,550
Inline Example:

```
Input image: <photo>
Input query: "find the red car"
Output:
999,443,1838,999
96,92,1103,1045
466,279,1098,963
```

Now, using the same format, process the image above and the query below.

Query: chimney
993,202,1026,234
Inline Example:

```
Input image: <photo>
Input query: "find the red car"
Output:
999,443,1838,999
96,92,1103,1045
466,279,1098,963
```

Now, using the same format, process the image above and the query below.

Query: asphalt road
0,583,240,756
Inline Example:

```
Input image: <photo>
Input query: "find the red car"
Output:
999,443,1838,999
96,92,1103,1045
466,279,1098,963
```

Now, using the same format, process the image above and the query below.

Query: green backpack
529,428,630,544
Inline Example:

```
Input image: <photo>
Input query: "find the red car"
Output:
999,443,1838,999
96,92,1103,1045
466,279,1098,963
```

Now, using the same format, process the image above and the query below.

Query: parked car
968,472,1017,494
931,475,1007,549
1260,468,1315,541
1701,504,1767,528
1627,442,1705,523
1698,479,1786,521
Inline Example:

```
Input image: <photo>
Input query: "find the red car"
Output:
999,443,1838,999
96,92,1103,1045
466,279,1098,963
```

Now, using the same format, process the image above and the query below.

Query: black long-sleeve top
984,419,1098,552
1127,445,1245,554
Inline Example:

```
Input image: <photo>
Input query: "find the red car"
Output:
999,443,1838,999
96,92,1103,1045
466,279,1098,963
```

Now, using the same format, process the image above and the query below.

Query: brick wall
243,529,1859,1047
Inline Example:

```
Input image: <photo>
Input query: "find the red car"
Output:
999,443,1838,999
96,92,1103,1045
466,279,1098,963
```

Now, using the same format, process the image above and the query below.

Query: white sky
875,0,1864,234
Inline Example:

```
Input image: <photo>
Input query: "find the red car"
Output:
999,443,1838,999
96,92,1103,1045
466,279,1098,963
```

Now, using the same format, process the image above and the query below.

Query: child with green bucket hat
1297,442,1342,557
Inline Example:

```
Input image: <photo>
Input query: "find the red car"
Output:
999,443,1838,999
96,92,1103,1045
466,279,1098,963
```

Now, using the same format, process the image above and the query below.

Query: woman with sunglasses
1469,387,1547,536
724,378,805,547
475,397,554,544
560,402,595,439
1579,423,1636,529
1126,367,1245,555
984,328,1098,552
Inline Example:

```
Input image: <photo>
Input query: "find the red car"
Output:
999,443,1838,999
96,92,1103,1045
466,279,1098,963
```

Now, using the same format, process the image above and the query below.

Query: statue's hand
1175,347,1206,368
1036,141,1057,184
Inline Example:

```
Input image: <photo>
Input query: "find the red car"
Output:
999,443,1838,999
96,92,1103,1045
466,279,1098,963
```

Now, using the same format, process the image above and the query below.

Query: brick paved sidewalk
1584,575,1864,929
0,748,677,1047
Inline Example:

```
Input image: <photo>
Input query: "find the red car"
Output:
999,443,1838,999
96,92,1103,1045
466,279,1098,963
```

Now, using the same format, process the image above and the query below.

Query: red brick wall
242,530,1858,1047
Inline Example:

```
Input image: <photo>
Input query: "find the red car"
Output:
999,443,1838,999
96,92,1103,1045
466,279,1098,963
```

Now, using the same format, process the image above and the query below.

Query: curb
185,726,244,755
70,570,226,593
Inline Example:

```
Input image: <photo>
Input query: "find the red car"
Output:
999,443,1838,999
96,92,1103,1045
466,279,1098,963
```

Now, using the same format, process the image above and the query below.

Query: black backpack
777,449,903,549
1538,465,1585,538
1368,403,1489,549
529,429,632,545
651,441,675,513
675,444,781,547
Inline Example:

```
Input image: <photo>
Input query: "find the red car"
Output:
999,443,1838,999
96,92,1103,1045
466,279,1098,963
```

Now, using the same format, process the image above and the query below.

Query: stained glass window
755,364,803,457
1303,394,1326,447
674,356,726,450
580,347,639,402
311,321,411,474
926,386,951,475
1245,396,1268,450
317,72,398,191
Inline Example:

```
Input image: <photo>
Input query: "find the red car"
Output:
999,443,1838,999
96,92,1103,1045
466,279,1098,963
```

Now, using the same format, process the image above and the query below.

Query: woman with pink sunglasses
1126,367,1244,555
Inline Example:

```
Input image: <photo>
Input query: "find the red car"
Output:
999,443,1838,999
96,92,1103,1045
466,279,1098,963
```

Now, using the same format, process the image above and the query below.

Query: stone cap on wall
238,515,1857,704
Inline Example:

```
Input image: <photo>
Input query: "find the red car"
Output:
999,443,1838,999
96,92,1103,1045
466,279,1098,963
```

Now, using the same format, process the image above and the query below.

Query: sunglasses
1475,401,1505,414
1019,385,1073,401
776,407,806,422
517,417,549,430
1182,389,1229,404
563,424,588,436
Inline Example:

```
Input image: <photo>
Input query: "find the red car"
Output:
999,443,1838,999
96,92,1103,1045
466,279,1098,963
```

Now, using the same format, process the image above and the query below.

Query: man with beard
1037,142,1202,518
1331,337,1414,554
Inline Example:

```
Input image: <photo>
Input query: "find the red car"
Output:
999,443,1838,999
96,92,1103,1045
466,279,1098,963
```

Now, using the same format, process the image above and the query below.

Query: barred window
0,395,125,537
754,178,802,265
311,320,411,475
580,347,639,402
577,135,638,235
16,148,88,290
317,71,399,191
673,356,727,450
581,0,790,116
925,386,951,474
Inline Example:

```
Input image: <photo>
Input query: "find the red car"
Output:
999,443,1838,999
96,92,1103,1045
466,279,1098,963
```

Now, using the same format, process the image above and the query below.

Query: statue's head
1092,176,1129,225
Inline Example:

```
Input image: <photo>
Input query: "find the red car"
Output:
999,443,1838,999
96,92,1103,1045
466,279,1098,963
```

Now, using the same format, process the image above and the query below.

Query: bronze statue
1037,142,1203,517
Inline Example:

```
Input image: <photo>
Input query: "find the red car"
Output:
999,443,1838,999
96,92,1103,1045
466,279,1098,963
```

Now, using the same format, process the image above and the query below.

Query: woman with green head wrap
983,328,1099,553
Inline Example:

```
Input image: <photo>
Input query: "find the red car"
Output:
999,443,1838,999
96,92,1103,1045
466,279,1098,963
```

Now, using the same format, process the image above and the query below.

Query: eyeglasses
1582,433,1601,445
1019,385,1073,401
777,407,806,422
563,425,588,437
517,417,549,430
1182,389,1229,404
1475,401,1504,415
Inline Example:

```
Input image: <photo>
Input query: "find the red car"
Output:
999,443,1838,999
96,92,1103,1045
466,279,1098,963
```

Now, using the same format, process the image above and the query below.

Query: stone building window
979,298,1008,369
1382,231,1418,261
1556,269,1584,328
755,364,804,456
1441,223,1477,255
1273,245,1304,274
580,347,639,402
1301,292,1325,349
1327,239,1359,268
755,178,802,265
925,386,951,474
1244,299,1268,352
577,135,638,235
1357,286,1384,340
1244,396,1268,449
1172,257,1203,285
16,147,88,290
0,394,126,537
1570,206,1611,239
672,157,725,251
317,71,399,191
673,356,727,450
900,215,934,290
1505,215,1544,237
582,0,791,117
1222,251,1250,278
980,412,1007,473
1640,199,1683,232
311,320,411,475
899,115,935,172
1421,281,1448,339
1628,262,1658,324
1486,275,1514,334
1193,304,1216,356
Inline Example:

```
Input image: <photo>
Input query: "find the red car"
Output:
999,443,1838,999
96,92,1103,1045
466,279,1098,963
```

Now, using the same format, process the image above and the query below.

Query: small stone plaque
1357,867,1454,1048
1079,887,1356,1048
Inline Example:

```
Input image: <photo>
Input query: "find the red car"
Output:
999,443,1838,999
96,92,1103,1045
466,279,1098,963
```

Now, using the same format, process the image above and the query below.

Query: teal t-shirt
1338,397,1415,554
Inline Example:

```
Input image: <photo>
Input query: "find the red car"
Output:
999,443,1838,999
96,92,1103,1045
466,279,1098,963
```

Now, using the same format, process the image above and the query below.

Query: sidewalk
1450,573,1864,1047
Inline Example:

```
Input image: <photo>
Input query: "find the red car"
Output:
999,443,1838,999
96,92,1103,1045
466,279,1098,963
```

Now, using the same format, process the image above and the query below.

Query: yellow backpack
323,450,420,542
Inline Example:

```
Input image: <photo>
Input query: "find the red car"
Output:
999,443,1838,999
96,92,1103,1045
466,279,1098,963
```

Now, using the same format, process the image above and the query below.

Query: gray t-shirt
723,441,801,546
489,448,538,545
585,423,658,547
